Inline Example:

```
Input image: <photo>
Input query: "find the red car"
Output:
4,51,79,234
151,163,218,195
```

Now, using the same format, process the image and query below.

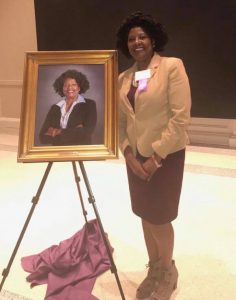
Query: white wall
0,0,37,118
188,117,236,149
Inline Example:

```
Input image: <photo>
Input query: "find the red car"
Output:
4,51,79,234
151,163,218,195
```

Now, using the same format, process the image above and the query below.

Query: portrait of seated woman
39,69,97,146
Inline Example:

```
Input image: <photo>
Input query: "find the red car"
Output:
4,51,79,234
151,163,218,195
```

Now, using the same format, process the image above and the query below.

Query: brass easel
0,161,126,300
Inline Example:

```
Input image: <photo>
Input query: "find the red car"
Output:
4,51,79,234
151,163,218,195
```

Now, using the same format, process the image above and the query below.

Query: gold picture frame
18,50,118,162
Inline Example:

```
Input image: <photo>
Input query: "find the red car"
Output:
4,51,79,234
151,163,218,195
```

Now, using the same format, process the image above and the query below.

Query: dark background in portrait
34,64,104,146
34,0,236,119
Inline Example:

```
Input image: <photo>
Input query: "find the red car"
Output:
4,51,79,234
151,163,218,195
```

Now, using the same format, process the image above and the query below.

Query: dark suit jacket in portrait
39,98,97,146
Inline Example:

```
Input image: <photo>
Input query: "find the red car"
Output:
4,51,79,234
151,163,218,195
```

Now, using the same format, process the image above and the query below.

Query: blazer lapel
149,53,162,79
121,67,136,113
120,53,161,113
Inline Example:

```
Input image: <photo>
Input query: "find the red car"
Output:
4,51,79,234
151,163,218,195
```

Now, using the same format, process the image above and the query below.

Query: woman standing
116,12,191,300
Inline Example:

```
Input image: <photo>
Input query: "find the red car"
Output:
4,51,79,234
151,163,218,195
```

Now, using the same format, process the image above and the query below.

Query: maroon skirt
126,149,185,225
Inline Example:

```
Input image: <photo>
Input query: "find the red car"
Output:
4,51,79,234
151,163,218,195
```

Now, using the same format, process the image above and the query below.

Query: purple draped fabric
21,219,112,300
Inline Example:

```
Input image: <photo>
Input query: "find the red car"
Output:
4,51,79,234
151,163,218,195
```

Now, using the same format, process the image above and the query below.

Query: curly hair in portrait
53,69,90,97
116,11,168,58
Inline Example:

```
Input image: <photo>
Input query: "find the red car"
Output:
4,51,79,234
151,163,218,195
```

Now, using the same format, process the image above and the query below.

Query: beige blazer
118,53,191,159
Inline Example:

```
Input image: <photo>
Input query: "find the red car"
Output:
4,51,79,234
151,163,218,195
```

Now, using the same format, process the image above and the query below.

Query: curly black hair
53,69,90,97
116,12,168,58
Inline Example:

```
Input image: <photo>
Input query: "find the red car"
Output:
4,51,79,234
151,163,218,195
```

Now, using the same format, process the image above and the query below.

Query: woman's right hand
124,147,149,180
45,127,62,137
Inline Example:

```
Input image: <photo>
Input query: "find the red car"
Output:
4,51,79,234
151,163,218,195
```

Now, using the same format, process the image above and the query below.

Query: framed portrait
18,50,119,162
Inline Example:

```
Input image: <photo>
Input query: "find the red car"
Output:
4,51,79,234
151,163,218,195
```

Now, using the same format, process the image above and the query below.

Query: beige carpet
1,137,236,299
0,289,32,300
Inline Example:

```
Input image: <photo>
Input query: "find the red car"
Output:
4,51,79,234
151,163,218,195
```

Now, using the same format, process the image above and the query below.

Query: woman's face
63,78,80,101
127,26,154,67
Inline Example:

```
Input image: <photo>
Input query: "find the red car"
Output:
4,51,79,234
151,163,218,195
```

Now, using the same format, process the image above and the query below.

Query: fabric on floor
21,219,112,300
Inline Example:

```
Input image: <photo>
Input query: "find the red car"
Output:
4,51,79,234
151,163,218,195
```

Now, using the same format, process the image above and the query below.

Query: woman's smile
63,78,80,100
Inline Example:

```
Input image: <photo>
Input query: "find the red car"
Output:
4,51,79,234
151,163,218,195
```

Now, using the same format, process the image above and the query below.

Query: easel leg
0,162,53,292
77,161,126,300
72,161,88,224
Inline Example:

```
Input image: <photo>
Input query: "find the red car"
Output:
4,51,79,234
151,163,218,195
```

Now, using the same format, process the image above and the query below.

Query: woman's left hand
142,157,159,181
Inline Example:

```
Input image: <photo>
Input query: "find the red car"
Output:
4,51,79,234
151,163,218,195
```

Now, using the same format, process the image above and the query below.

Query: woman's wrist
151,153,162,168
124,146,133,157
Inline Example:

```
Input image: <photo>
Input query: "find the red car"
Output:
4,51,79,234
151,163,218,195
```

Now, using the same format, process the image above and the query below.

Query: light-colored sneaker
149,260,178,300
136,260,162,299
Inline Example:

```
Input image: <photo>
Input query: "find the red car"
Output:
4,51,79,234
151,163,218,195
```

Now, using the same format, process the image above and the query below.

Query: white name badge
134,69,151,82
